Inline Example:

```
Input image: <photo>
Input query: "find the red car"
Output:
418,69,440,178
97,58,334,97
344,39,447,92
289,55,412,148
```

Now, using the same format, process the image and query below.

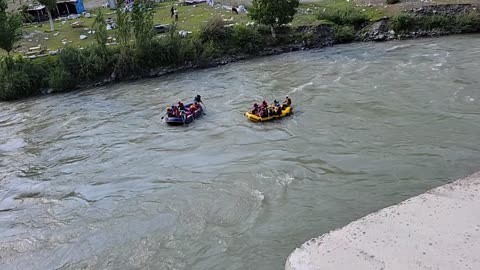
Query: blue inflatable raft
165,103,203,125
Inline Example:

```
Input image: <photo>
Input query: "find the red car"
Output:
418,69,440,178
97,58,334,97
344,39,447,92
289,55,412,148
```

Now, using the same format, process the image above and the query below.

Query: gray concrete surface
286,171,480,270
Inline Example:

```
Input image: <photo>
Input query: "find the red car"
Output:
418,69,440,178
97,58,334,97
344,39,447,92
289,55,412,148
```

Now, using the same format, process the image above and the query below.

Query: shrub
201,40,223,59
48,66,76,93
420,15,451,31
317,6,368,29
0,56,47,101
57,45,111,82
301,31,316,45
334,25,355,43
180,36,203,62
390,14,415,33
231,25,264,54
199,16,230,43
113,46,140,79
454,12,480,33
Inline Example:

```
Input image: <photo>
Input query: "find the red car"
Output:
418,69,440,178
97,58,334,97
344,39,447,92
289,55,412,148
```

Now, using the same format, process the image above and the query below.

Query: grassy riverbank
14,1,384,54
1,0,480,101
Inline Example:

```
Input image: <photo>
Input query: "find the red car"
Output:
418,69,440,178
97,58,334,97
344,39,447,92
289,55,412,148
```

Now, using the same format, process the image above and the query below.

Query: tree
38,0,56,31
93,10,108,51
0,0,23,54
131,0,154,47
249,0,299,38
116,0,132,48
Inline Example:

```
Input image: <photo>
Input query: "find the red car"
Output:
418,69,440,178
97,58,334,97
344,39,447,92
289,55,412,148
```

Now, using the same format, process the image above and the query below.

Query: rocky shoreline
363,3,480,41
79,3,480,92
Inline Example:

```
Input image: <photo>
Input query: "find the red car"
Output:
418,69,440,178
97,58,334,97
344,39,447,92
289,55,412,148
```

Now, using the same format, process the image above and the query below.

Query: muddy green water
1,35,480,270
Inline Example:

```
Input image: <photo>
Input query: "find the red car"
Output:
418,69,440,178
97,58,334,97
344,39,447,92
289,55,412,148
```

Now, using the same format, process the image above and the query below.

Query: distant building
25,0,85,22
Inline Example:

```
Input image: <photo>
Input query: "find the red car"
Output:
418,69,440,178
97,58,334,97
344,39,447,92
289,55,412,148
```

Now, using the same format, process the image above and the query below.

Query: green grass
313,0,386,21
14,1,357,54
19,8,112,52
152,2,251,32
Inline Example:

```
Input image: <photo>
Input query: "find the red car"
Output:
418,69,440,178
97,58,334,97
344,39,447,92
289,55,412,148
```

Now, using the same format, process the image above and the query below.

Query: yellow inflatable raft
245,106,292,122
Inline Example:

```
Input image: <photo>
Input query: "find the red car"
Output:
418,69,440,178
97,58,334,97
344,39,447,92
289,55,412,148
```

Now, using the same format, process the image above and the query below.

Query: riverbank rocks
295,25,335,48
410,4,480,17
363,19,391,41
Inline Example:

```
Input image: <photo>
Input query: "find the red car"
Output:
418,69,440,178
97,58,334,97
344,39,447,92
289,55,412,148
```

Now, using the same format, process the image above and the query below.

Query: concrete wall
286,172,480,270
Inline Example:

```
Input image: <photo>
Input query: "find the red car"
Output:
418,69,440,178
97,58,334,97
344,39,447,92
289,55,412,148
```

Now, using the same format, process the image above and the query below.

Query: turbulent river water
1,35,480,270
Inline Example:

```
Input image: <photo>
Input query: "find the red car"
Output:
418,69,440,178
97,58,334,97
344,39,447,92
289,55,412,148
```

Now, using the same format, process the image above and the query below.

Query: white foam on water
256,173,271,179
465,96,475,102
276,174,295,188
251,189,265,202
290,82,313,94
386,44,413,52
356,65,369,72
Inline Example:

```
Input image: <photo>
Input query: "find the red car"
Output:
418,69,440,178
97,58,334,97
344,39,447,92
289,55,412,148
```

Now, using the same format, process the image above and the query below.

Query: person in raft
194,95,203,104
167,105,180,117
189,102,200,113
283,95,292,109
251,103,259,114
178,101,185,111
273,100,281,115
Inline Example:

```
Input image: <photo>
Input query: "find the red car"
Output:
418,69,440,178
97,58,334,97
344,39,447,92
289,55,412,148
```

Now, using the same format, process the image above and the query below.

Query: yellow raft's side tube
244,106,292,122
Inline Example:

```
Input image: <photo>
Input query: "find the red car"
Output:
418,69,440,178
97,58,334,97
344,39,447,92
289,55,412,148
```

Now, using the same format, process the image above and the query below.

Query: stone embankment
285,171,480,270
363,3,480,41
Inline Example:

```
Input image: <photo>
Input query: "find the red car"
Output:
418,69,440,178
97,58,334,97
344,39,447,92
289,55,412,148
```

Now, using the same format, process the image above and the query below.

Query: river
1,35,480,270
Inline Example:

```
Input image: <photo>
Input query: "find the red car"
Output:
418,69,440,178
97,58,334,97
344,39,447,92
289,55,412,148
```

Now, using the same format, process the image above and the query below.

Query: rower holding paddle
194,95,204,105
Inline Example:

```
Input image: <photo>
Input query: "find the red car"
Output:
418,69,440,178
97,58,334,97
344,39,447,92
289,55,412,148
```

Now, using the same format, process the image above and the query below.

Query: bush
391,14,416,33
334,25,355,43
201,40,223,59
57,45,111,82
454,12,480,32
391,13,480,34
48,66,77,93
420,15,451,31
317,6,368,29
199,16,231,43
231,25,264,54
113,46,140,79
301,31,316,45
386,0,400,4
0,56,47,101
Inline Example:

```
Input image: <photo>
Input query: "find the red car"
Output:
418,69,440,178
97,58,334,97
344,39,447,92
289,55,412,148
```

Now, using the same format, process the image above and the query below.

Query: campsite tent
25,0,84,22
